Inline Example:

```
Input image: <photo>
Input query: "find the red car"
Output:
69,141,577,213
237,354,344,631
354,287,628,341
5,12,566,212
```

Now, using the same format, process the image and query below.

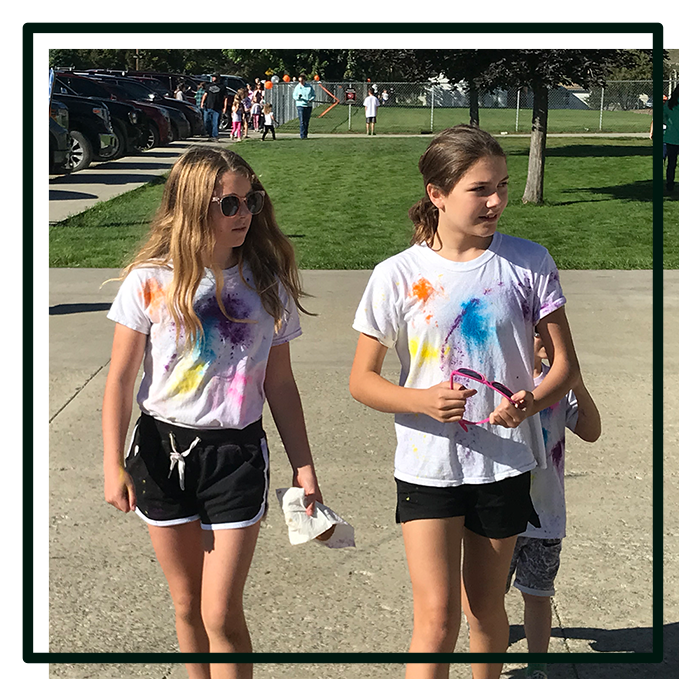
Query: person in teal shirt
663,86,679,191
292,74,315,139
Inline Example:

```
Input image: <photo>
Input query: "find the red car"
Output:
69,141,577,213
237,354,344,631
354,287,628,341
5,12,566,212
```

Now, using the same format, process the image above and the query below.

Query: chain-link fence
262,78,677,135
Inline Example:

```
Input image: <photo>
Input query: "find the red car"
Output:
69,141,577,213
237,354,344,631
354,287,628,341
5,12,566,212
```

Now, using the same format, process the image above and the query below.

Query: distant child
242,87,252,138
102,146,324,679
506,332,600,678
230,94,243,142
363,87,380,135
262,103,276,141
350,125,580,680
251,93,263,131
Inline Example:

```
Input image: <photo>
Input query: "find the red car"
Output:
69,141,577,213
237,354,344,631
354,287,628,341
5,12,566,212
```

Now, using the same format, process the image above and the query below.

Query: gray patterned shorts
507,536,562,597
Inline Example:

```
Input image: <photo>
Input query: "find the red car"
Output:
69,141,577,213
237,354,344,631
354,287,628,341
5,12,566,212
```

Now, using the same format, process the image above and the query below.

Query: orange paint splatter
411,277,435,303
140,278,168,320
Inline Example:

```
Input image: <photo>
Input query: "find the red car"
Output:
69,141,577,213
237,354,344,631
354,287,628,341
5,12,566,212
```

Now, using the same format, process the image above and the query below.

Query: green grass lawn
277,105,652,136
49,137,677,270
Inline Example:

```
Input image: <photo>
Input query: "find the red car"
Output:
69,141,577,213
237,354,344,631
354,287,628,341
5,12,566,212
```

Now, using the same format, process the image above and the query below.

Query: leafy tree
418,49,502,126
485,50,641,203
222,49,346,81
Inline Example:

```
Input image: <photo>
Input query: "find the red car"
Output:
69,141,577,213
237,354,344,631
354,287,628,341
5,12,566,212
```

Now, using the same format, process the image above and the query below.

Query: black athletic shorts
395,472,540,539
125,412,269,530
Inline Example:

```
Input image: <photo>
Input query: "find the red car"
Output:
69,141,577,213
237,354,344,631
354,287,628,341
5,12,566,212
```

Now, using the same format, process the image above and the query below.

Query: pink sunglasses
450,368,516,431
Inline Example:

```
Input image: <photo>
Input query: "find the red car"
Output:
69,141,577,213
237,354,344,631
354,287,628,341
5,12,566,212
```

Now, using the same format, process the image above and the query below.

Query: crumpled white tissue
275,487,355,549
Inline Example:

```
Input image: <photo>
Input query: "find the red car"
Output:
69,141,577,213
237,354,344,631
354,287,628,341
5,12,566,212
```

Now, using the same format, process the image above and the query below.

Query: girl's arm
102,323,147,512
264,342,321,515
490,306,581,428
571,377,601,443
349,333,474,422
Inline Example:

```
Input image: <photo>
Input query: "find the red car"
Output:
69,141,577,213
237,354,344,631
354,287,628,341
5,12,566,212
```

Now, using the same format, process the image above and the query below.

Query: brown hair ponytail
409,124,506,247
408,195,440,247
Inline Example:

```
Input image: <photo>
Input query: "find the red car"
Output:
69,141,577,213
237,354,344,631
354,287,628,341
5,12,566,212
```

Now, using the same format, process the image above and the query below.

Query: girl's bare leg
401,516,465,679
200,521,261,679
461,529,518,679
148,521,210,679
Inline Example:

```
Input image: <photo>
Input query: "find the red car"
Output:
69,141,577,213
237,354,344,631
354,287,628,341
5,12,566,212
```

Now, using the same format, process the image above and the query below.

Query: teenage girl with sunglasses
350,125,580,679
102,146,323,679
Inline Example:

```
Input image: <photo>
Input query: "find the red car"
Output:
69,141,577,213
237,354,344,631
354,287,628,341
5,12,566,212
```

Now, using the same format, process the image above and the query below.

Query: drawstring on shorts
168,433,201,490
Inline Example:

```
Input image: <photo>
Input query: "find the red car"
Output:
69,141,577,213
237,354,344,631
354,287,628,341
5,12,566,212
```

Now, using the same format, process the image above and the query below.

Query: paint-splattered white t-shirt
107,263,301,429
352,232,566,486
524,364,578,539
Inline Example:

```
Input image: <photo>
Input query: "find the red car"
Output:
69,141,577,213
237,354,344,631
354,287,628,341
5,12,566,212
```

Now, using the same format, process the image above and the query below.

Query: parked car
78,74,191,141
48,93,117,172
90,72,205,137
73,72,173,147
49,100,71,173
54,73,151,157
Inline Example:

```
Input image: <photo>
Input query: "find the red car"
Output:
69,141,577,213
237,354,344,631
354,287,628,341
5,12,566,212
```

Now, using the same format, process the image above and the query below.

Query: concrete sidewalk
47,266,679,679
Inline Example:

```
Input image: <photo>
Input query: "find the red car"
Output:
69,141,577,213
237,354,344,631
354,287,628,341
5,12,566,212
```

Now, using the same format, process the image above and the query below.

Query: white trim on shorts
134,509,201,528
203,437,270,530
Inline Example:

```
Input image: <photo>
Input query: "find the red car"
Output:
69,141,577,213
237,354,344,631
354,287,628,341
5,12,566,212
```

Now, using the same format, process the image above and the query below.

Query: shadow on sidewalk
50,303,112,316
505,621,678,679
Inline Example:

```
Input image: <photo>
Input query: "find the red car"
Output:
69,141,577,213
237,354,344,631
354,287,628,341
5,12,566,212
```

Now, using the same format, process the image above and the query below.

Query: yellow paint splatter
166,359,207,396
409,338,440,367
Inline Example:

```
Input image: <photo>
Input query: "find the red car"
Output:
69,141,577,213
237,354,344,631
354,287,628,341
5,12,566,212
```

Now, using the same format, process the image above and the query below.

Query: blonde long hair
408,125,506,248
117,146,310,348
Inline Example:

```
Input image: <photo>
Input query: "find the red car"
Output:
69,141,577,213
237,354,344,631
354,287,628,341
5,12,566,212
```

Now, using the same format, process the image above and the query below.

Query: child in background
262,103,276,141
350,125,580,680
230,94,243,142
363,87,380,136
102,146,323,680
506,332,600,679
251,96,263,132
242,86,252,139
251,86,264,131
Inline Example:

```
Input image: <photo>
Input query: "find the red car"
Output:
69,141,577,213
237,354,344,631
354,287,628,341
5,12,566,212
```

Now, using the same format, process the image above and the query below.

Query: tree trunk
522,83,549,204
468,79,479,126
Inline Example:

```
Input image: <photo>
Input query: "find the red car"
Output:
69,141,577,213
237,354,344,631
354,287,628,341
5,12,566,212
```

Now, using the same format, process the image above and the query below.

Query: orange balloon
264,80,273,89
314,74,320,81
283,74,291,82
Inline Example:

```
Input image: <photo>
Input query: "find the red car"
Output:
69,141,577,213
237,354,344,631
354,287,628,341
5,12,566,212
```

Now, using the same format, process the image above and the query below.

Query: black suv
77,74,192,141
49,100,71,173
82,69,205,136
48,93,117,172
54,73,151,157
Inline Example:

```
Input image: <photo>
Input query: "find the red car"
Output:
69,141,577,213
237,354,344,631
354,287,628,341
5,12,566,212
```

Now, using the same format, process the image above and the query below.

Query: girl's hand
293,464,323,516
419,381,476,423
104,464,137,513
489,390,535,428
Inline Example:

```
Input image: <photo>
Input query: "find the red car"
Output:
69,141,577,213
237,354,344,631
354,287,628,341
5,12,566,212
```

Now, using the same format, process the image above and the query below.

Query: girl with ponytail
350,125,580,680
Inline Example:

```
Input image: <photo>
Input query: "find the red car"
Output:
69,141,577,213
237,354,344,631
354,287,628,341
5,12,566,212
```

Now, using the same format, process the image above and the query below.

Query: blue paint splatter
192,293,251,365
441,297,493,367
456,298,490,346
